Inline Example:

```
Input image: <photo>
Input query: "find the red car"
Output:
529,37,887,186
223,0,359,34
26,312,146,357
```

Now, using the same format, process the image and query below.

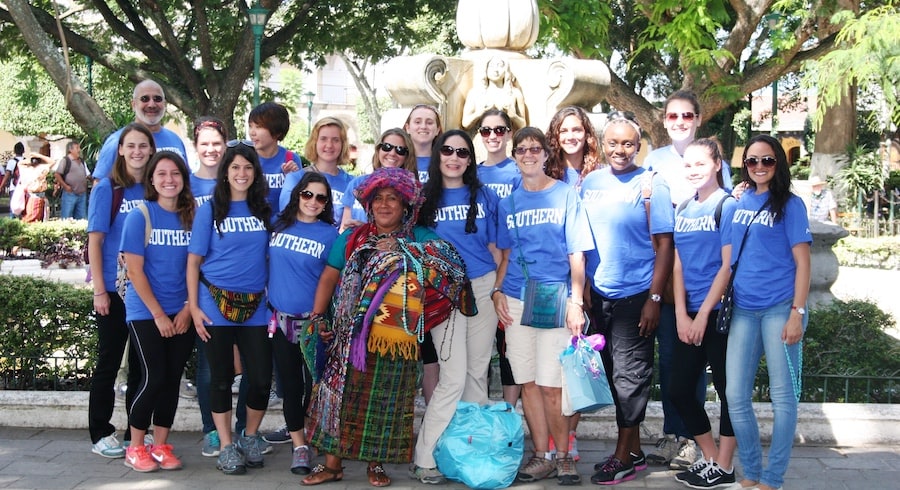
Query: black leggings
127,318,195,431
204,325,272,413
272,329,313,432
669,312,734,437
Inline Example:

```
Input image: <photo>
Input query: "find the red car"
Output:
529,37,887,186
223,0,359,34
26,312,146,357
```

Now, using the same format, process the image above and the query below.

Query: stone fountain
380,0,610,132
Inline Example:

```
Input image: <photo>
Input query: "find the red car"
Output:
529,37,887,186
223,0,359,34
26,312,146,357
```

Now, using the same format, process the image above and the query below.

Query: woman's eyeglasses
513,146,543,156
478,126,510,137
226,139,254,148
743,156,777,168
138,95,164,103
440,145,471,159
666,112,698,122
378,142,409,156
300,190,329,204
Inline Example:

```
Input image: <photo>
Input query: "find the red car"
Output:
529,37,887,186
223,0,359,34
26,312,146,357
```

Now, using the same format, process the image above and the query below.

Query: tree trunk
5,0,115,137
339,53,381,143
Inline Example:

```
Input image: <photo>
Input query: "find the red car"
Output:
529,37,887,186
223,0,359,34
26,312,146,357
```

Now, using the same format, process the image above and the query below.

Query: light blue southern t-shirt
190,174,216,208
92,127,186,180
268,220,338,315
86,179,146,292
644,145,733,206
120,202,191,322
340,174,369,224
258,146,301,211
580,167,674,299
280,167,353,225
477,158,520,200
730,190,811,310
429,186,499,280
189,200,269,326
496,180,593,298
417,156,430,184
673,189,737,312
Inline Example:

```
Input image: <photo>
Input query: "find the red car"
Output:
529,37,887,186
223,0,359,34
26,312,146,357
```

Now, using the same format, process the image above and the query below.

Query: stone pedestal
809,220,849,308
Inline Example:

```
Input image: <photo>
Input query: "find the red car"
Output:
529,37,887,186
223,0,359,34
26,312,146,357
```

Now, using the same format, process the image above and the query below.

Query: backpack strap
109,180,126,224
674,193,734,230
136,202,152,247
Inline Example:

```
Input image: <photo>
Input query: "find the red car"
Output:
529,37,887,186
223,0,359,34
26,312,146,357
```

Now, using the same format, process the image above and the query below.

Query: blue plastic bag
559,334,614,413
434,401,524,489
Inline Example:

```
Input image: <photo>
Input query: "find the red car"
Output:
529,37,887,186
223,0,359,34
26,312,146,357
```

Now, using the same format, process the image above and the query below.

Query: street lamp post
304,91,315,137
248,2,269,107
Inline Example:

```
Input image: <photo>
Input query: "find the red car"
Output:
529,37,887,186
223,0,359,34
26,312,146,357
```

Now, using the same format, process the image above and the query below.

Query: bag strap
61,156,72,179
676,193,734,230
109,180,125,224
641,170,662,252
508,192,529,280
732,198,770,273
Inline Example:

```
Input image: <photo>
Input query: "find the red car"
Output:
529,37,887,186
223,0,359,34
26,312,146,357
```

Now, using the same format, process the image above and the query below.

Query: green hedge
834,235,900,270
0,218,86,268
0,274,96,389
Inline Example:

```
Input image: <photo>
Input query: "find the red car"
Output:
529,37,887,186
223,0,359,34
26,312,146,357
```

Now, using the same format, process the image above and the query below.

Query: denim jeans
60,191,87,220
725,299,806,489
657,304,706,438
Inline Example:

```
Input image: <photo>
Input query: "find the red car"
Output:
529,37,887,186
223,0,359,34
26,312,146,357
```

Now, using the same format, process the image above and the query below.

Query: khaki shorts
503,295,571,388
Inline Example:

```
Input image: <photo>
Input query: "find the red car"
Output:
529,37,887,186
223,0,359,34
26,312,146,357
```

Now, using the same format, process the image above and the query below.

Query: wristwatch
649,293,662,303
792,305,806,315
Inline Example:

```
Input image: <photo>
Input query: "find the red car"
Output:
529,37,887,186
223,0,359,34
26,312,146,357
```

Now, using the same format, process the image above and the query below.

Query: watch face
796,307,806,315
650,294,661,302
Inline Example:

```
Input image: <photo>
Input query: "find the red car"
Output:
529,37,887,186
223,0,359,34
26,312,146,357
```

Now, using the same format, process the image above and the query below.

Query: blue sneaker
91,434,125,459
216,443,246,475
236,431,265,468
201,430,220,457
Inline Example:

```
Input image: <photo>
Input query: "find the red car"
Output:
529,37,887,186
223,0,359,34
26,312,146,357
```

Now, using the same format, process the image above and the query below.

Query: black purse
716,200,769,334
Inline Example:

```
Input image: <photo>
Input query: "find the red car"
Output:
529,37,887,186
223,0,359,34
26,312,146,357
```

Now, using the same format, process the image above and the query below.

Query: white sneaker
231,374,242,394
92,433,125,459
179,377,197,399
670,438,699,470
268,389,283,409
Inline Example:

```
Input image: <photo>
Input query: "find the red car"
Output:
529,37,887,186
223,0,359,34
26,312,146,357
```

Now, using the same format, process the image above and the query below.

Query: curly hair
211,142,271,236
546,106,601,178
418,130,483,233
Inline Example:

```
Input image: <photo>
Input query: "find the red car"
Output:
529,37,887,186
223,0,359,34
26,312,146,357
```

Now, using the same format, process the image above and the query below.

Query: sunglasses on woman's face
743,156,777,168
378,142,409,156
226,139,254,148
665,112,697,122
478,126,510,137
300,190,329,204
440,145,471,159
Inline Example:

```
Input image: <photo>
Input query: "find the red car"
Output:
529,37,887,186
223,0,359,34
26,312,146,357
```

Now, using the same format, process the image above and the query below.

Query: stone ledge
1,391,897,446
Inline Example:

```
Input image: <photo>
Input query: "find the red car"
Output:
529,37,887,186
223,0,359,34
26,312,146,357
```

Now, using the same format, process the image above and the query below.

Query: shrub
0,218,26,254
834,235,900,270
0,274,96,389
0,219,87,268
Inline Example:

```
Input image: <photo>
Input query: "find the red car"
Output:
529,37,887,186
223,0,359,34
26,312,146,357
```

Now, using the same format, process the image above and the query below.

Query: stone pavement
0,426,898,490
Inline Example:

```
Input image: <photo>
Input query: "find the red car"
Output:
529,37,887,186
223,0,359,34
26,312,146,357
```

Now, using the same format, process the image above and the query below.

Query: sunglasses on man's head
478,126,510,137
440,145,471,159
378,142,409,156
138,95,164,103
743,156,777,168
665,112,697,122
300,190,329,204
513,146,543,156
226,139,254,148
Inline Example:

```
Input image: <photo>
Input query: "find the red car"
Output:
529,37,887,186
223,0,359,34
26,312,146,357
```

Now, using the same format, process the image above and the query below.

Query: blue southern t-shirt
87,179,146,291
730,190,812,310
644,145,733,205
477,158,520,199
120,202,191,322
189,200,269,326
417,156,430,184
268,220,338,315
580,167,674,299
496,180,593,298
92,127,186,179
190,174,216,208
673,189,737,312
259,146,301,211
429,186,499,280
280,167,353,225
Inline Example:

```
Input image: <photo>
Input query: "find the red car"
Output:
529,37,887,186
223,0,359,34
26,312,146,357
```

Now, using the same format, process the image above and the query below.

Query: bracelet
489,287,502,300
93,291,105,297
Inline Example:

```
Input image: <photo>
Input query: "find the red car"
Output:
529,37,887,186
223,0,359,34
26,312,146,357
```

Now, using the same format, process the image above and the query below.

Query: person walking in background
669,139,738,488
581,113,673,486
87,123,155,459
187,141,272,475
726,134,811,490
119,151,196,473
55,141,90,220
493,127,592,486
2,142,26,217
268,173,339,475
18,151,55,223
91,80,186,181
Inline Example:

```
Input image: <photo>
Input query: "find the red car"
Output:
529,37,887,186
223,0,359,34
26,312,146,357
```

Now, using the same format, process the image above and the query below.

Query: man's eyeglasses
138,95,164,103
226,139,254,148
300,190,329,204
378,142,409,156
665,112,698,122
743,156,777,168
440,145,471,159
513,146,543,156
478,126,510,137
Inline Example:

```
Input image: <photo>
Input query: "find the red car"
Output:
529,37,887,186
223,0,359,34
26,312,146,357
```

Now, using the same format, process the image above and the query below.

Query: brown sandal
367,463,391,487
301,464,344,486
